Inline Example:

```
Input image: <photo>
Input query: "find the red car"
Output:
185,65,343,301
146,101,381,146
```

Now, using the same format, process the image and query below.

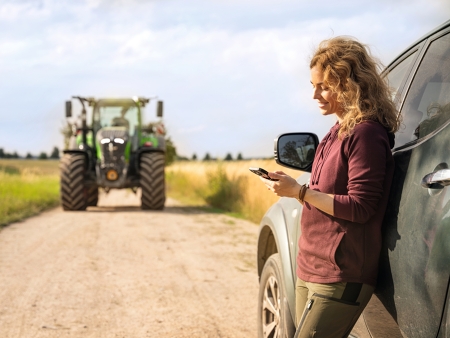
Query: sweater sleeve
333,123,389,223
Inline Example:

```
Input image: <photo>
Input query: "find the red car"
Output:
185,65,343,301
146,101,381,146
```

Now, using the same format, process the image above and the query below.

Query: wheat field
0,158,304,227
166,159,304,224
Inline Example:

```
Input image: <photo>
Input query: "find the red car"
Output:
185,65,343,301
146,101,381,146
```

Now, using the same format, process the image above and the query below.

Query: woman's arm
263,171,335,216
264,123,391,223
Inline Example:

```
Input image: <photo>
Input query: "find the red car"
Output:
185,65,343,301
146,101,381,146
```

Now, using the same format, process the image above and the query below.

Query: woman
262,37,399,337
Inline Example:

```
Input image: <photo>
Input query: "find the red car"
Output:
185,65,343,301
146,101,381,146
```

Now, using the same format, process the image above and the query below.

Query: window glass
386,51,417,102
395,32,450,148
94,105,139,134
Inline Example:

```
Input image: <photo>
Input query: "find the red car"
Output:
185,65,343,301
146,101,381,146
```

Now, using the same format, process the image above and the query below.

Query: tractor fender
62,149,91,170
135,148,165,169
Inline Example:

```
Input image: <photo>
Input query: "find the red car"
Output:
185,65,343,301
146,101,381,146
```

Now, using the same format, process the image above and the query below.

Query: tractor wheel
87,187,99,207
140,152,165,210
60,154,87,211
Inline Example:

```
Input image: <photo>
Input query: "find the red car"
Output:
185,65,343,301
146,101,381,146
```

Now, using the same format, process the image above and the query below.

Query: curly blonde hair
310,36,400,138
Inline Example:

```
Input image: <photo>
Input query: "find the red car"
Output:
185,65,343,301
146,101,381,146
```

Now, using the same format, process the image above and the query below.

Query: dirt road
0,190,259,338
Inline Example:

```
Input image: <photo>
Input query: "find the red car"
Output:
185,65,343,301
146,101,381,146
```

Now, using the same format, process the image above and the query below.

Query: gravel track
0,190,259,337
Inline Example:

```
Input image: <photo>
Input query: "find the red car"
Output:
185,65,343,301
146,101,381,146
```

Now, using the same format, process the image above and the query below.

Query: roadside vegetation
0,159,60,227
166,160,303,224
0,156,304,227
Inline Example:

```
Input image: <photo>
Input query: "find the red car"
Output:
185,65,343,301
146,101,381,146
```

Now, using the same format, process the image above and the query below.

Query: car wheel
258,253,295,338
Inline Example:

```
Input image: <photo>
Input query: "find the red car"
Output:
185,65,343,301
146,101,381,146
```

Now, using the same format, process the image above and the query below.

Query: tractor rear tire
60,154,87,211
140,152,165,210
87,187,99,207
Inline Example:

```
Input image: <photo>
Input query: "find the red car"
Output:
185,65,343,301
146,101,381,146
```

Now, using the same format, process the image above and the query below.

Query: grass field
0,159,60,227
166,159,304,224
0,158,304,227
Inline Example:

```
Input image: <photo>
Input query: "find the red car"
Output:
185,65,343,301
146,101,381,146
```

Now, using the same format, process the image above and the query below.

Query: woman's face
310,66,343,121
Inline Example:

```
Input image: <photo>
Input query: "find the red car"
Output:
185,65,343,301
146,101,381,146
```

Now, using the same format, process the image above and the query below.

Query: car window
386,51,417,104
395,32,450,148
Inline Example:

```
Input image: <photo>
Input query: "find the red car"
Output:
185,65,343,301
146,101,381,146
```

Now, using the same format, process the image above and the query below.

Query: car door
376,28,450,338
357,41,423,338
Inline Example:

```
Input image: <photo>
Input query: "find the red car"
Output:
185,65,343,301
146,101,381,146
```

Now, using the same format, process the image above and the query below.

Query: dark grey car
257,19,450,338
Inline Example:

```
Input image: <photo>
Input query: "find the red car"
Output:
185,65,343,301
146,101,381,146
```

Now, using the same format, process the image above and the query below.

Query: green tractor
61,96,166,210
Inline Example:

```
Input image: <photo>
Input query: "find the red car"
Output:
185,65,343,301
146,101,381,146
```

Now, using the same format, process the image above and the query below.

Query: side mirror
274,132,319,172
65,100,72,118
157,101,163,117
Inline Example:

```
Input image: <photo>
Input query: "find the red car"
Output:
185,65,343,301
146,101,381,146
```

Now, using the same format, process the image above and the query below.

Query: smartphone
249,167,279,181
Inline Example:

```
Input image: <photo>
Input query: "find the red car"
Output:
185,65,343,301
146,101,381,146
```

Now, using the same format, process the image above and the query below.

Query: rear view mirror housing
274,132,319,173
65,100,72,118
157,101,163,117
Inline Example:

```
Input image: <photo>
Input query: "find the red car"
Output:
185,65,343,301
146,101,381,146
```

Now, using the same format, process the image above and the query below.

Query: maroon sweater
296,121,395,287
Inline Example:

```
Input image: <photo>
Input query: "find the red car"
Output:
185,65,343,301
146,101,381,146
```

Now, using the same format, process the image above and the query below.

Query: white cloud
0,0,449,157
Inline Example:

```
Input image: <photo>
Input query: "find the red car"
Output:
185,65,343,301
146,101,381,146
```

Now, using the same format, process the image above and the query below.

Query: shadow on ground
86,205,223,215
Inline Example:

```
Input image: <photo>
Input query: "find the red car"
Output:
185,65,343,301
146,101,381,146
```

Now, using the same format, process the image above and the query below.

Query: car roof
387,19,450,69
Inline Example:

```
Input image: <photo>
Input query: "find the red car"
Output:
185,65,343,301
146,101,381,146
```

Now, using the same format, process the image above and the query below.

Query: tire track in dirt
0,190,259,337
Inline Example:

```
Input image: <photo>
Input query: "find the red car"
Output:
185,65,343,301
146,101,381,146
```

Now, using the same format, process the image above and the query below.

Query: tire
60,154,87,211
258,254,296,338
140,152,165,210
87,187,99,206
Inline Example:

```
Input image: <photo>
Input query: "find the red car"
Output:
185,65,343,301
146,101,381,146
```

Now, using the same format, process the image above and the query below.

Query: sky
1,0,449,159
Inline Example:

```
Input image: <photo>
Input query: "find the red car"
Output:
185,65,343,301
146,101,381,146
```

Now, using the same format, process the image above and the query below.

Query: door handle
421,169,450,189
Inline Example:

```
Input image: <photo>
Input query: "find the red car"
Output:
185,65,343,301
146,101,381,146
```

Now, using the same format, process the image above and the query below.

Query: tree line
0,147,60,160
178,152,245,161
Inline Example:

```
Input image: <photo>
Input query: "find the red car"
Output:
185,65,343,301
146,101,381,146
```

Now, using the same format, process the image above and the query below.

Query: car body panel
259,204,297,324
376,26,450,337
258,173,310,325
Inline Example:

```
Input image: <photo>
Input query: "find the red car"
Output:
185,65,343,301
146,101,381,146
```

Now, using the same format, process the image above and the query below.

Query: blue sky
1,0,449,159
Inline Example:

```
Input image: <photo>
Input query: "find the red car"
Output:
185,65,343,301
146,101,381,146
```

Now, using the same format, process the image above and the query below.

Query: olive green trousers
295,278,374,338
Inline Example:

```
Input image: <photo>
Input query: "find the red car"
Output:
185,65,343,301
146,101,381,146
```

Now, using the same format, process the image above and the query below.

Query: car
257,19,450,338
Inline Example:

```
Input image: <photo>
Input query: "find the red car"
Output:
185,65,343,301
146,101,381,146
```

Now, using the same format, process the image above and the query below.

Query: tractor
61,96,166,210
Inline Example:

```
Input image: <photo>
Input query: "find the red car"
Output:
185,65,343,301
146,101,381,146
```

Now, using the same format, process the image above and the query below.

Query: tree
203,153,211,161
26,153,33,159
39,152,48,160
0,148,4,158
50,146,60,159
224,153,233,161
192,153,197,161
12,152,19,159
237,153,243,160
165,137,177,165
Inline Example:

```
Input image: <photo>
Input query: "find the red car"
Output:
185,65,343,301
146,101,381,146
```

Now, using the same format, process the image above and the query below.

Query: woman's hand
260,171,301,199
261,170,335,215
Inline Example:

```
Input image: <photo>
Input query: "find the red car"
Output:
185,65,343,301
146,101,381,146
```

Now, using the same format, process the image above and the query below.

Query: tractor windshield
93,103,139,134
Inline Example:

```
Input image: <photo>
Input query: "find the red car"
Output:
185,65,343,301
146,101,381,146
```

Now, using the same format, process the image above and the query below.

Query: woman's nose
312,88,321,99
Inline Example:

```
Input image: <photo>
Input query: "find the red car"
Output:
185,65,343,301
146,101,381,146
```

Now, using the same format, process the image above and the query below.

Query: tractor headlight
101,138,111,144
114,138,125,144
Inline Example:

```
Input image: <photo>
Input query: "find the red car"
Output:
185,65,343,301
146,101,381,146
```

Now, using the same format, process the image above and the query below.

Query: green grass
0,160,60,227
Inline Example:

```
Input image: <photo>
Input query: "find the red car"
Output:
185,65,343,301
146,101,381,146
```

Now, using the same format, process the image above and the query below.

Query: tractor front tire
60,154,87,211
140,152,165,210
87,187,99,207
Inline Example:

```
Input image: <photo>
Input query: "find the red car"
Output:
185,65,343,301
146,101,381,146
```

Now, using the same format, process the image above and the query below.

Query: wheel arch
257,203,297,328
136,148,165,169
63,150,90,169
